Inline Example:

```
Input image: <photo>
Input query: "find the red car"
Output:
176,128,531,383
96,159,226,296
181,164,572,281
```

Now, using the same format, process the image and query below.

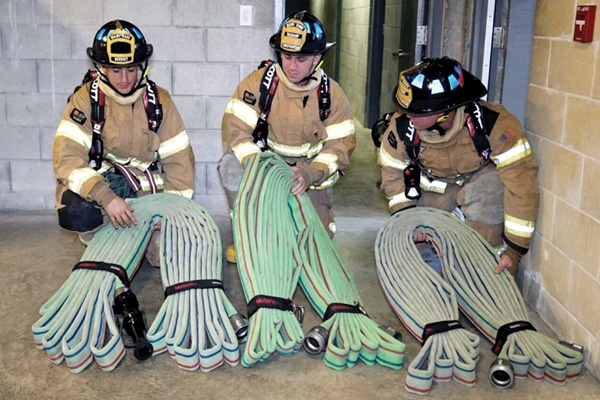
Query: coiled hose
234,153,405,371
233,153,305,367
376,209,480,395
33,193,244,373
145,194,243,372
379,207,584,390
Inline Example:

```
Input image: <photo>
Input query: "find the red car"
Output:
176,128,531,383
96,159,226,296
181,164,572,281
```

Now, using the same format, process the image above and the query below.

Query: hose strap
72,261,130,287
421,320,462,345
164,279,224,298
247,295,295,319
492,321,536,355
323,302,367,322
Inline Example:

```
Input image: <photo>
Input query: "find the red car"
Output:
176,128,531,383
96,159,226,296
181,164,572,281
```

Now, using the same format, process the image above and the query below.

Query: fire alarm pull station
574,5,596,43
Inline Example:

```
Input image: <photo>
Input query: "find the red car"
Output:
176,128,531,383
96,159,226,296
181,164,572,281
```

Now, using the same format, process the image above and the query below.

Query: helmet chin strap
425,110,451,136
95,62,149,97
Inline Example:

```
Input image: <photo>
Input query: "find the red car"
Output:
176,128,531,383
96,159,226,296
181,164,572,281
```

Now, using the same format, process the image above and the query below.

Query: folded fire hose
377,207,584,391
233,153,405,370
376,209,480,395
33,193,245,373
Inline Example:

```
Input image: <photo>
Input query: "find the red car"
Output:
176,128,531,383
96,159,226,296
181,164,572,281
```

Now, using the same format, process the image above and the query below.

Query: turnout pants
417,163,504,248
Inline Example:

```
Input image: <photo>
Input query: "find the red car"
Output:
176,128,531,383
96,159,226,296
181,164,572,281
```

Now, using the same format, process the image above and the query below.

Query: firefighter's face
104,66,138,94
406,110,455,131
280,53,321,85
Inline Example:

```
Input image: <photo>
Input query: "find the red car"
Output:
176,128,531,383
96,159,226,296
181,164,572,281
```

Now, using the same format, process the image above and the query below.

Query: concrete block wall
520,0,600,379
0,0,278,216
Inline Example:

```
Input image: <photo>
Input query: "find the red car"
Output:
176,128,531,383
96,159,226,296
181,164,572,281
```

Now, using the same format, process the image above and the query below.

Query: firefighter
219,11,356,262
377,57,539,275
53,20,195,265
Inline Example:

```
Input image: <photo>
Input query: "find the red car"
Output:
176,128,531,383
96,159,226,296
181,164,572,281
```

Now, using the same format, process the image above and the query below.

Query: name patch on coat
243,91,257,106
70,108,87,125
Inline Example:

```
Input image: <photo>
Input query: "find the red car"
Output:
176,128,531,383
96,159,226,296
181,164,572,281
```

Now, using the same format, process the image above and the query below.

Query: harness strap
164,279,223,298
323,302,366,321
421,320,462,345
246,295,296,319
464,101,492,160
492,320,536,355
87,77,162,170
318,71,331,121
72,261,130,287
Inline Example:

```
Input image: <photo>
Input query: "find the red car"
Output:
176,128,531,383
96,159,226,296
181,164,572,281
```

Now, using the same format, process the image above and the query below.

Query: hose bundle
376,209,480,395
233,153,305,367
145,194,244,372
377,207,584,391
233,153,404,370
33,193,244,373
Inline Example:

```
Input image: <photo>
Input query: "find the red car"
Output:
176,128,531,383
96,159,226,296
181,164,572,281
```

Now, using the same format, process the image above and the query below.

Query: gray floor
1,126,599,399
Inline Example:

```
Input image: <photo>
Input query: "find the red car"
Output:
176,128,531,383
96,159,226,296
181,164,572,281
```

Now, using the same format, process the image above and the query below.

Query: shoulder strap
252,62,279,150
88,78,105,170
371,112,395,148
143,79,163,133
464,101,496,161
397,114,420,160
318,71,331,121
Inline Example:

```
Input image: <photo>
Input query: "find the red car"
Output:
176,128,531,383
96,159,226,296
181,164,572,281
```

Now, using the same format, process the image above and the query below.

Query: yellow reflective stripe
325,119,355,141
504,214,535,238
104,153,153,172
56,120,92,150
154,173,165,190
67,167,102,196
266,138,323,158
164,189,194,199
105,153,131,165
388,192,411,209
312,153,338,176
96,161,112,174
225,98,259,128
379,146,409,170
232,141,261,163
158,130,190,159
140,173,165,192
420,175,447,194
128,158,153,170
491,138,532,168
310,171,340,190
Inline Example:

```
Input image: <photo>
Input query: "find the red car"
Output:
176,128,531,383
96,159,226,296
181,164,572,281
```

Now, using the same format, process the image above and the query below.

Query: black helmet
394,57,487,116
87,20,153,66
269,11,334,55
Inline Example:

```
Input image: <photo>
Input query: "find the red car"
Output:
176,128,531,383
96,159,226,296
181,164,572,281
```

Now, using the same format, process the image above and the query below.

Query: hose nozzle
303,325,329,355
489,358,515,389
229,313,249,343
113,288,153,361
559,340,584,353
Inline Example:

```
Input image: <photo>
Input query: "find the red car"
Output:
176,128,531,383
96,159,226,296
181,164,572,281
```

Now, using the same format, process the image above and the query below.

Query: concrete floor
1,126,599,399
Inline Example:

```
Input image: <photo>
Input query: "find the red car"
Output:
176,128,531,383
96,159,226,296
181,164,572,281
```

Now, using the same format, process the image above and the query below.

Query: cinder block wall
520,0,600,378
0,0,276,216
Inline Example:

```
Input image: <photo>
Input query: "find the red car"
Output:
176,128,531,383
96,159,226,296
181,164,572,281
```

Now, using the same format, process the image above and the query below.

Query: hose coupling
489,357,515,389
379,325,403,342
559,340,584,353
113,287,153,361
303,325,330,355
229,313,249,343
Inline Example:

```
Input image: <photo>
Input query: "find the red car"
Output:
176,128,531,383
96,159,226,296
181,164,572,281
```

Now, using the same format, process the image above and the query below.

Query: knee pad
57,190,104,232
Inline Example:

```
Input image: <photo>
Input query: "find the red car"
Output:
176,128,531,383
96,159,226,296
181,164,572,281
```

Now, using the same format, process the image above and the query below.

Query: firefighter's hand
494,254,513,275
413,230,428,243
105,197,138,229
290,167,309,196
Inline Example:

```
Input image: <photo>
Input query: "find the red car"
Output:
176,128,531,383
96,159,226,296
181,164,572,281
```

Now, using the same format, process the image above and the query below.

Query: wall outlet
240,5,252,26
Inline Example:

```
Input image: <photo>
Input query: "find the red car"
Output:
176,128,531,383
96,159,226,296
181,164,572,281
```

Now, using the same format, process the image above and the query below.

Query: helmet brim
393,69,487,115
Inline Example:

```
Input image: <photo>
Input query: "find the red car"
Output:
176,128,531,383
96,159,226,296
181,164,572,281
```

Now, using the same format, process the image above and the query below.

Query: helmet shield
270,11,335,55
87,20,153,67
394,57,487,116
